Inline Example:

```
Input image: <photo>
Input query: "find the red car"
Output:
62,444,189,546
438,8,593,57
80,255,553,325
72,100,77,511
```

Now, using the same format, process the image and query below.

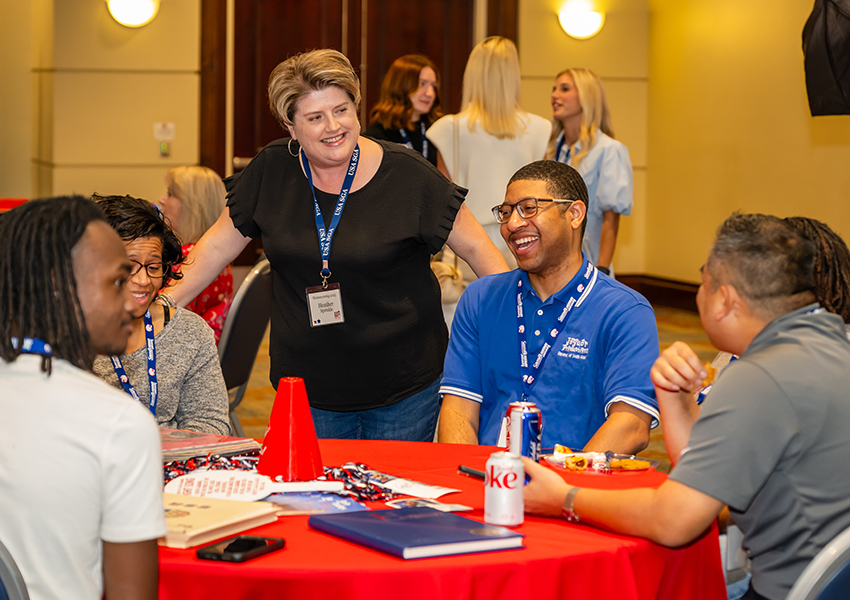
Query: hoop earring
288,138,299,157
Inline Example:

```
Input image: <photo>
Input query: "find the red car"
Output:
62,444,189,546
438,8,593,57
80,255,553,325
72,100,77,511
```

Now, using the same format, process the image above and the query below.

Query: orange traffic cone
257,377,324,481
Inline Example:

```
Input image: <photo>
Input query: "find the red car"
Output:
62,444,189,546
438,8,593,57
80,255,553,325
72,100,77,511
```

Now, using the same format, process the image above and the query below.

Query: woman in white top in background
428,36,551,276
547,68,633,276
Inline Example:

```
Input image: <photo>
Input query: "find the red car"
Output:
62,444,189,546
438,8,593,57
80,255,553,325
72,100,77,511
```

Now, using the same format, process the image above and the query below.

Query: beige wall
0,0,34,197
1,0,200,202
519,0,650,274
646,0,850,283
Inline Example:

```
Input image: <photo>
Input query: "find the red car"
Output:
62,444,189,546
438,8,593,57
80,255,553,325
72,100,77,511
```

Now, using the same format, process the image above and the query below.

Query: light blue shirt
555,131,633,266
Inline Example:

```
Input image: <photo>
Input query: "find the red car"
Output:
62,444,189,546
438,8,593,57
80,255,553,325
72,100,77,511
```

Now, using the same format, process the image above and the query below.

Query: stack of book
160,428,261,462
161,493,279,549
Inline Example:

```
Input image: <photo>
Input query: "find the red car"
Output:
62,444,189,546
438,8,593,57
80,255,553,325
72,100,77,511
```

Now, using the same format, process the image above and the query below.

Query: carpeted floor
232,306,717,473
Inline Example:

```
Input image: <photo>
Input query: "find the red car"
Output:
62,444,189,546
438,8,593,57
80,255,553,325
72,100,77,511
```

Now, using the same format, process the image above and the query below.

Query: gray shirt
670,304,850,600
94,308,231,435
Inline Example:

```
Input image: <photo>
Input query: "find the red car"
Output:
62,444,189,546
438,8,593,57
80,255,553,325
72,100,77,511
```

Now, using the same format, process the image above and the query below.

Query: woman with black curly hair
91,194,231,435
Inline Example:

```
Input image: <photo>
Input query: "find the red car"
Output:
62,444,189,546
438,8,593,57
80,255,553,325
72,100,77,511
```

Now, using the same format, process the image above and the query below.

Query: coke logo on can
484,452,524,527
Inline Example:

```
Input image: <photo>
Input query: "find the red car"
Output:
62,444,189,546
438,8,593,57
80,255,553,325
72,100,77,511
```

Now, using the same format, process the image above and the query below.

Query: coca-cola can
484,451,524,527
505,401,543,461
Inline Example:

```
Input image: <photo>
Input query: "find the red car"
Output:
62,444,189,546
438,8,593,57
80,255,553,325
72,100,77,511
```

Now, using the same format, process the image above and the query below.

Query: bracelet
561,487,581,523
157,292,177,308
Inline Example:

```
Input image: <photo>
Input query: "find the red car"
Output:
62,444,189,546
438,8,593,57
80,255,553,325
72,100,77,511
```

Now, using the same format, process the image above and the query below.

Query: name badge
306,283,344,327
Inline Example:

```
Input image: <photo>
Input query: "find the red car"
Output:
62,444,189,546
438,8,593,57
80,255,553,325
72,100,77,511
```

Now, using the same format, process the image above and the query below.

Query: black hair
709,213,816,320
0,196,107,374
507,160,589,238
785,216,850,323
92,194,184,289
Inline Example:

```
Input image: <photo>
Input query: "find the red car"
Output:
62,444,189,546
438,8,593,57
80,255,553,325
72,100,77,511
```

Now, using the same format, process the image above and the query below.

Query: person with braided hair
0,196,165,600
785,216,850,324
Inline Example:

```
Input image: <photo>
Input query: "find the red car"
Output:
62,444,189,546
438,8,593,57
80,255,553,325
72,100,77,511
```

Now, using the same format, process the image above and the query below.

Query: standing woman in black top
159,49,507,441
365,54,443,166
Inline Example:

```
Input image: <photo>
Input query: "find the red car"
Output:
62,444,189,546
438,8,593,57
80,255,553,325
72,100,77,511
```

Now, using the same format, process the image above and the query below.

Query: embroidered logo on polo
558,336,590,360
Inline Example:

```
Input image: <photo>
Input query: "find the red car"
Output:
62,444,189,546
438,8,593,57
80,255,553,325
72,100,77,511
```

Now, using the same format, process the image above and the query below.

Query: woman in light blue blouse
546,68,632,275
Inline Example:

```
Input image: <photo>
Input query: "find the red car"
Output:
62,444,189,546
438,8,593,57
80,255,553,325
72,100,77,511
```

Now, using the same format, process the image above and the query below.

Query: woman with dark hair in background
365,54,443,167
159,166,234,343
92,194,230,435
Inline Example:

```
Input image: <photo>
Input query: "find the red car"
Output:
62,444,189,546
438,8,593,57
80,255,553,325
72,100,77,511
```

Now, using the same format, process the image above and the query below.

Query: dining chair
787,524,850,600
0,539,29,600
218,257,272,437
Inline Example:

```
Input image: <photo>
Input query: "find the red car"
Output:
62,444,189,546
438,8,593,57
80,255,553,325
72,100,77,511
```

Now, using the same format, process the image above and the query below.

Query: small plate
541,452,659,474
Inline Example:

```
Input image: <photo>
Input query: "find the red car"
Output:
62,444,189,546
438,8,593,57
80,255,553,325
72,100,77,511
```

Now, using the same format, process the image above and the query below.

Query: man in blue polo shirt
438,160,659,452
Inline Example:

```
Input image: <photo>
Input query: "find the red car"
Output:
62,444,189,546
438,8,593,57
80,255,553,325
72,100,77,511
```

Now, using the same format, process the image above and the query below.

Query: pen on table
457,465,485,480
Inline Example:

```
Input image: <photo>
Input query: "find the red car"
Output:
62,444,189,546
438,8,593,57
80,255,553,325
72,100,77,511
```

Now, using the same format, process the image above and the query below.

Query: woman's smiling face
124,236,165,319
287,86,360,170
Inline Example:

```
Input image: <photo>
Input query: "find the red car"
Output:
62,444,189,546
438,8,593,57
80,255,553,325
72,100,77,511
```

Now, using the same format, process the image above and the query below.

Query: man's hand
650,341,707,393
522,457,570,517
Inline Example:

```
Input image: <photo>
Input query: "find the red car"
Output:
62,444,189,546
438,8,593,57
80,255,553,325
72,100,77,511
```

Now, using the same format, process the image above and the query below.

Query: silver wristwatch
561,487,581,523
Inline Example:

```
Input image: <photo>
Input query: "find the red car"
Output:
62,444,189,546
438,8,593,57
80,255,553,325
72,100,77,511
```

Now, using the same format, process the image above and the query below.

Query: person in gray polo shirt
521,213,850,600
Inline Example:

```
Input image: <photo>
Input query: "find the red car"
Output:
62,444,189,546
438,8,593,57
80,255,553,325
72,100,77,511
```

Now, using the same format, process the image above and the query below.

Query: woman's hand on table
522,457,571,518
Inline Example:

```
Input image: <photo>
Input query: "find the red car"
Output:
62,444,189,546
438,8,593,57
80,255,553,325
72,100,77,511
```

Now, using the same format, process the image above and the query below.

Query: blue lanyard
111,310,158,417
516,262,596,401
12,337,52,356
555,132,571,164
398,121,429,160
301,144,360,287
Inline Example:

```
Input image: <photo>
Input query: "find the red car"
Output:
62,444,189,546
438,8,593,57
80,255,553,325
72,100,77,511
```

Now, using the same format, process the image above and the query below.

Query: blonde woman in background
547,68,633,276
428,36,551,278
158,166,233,343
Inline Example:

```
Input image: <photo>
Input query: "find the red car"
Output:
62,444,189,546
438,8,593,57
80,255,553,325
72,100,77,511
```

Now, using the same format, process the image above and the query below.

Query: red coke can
484,451,524,527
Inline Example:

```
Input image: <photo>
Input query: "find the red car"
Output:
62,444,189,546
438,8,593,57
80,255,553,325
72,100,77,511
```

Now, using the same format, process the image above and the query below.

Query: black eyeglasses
492,198,576,224
129,260,165,279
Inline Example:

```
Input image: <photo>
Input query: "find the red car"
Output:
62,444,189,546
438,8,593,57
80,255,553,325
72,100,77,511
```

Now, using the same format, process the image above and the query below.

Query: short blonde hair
164,166,226,244
268,49,361,129
461,36,525,140
546,68,614,167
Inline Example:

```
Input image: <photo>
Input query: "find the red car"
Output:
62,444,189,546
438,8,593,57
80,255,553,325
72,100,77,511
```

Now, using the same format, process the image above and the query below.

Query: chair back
218,258,272,387
787,524,850,600
0,539,29,600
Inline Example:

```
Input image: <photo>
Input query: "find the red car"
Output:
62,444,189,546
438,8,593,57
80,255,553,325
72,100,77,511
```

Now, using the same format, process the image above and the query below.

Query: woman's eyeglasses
129,260,165,279
492,198,576,224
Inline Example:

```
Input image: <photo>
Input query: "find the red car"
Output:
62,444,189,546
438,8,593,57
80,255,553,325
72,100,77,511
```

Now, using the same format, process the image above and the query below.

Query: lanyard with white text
11,337,52,356
302,144,360,288
555,132,571,165
398,122,429,160
516,262,596,401
111,309,158,417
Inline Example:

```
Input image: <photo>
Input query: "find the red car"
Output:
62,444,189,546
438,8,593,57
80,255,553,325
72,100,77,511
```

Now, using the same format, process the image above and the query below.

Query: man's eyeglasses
492,198,576,224
129,260,165,279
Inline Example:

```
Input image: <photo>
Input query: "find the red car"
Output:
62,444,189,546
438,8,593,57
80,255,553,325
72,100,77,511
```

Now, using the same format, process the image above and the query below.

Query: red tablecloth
158,440,726,600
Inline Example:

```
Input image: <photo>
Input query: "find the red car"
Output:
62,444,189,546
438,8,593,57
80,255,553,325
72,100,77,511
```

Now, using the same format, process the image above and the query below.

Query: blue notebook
308,507,524,559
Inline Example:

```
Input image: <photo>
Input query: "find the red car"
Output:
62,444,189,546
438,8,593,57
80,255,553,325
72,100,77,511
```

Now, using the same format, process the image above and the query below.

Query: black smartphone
196,535,285,563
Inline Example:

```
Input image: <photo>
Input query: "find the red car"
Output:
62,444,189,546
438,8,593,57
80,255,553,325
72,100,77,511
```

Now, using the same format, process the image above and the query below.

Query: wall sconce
106,0,160,28
558,0,605,40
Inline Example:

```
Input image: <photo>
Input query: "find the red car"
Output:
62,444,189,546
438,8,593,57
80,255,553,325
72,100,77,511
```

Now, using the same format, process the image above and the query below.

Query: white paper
164,470,343,501
365,470,460,500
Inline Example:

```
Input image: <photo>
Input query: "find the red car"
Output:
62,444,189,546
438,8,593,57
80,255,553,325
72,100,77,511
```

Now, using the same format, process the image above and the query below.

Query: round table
158,439,726,600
